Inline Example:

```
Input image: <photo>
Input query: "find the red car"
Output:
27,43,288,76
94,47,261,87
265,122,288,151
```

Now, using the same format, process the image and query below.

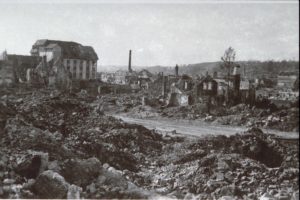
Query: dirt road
113,114,299,139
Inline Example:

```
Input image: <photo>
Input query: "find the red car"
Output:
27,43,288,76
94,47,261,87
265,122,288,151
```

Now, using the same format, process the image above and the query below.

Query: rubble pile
0,101,16,131
125,105,160,119
0,90,165,198
260,107,299,132
0,89,298,199
122,101,299,132
142,128,299,199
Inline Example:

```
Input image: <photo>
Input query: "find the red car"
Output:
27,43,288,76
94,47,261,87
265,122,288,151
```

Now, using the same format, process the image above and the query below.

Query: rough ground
113,115,299,139
0,89,299,199
101,93,299,133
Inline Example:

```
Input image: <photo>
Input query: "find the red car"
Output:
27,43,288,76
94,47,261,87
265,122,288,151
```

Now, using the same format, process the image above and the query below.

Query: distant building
30,39,98,80
176,74,194,91
195,75,218,98
100,72,115,83
277,72,298,89
137,69,153,90
115,70,127,85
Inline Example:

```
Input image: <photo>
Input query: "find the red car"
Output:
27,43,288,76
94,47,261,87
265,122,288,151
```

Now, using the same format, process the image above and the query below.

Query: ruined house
100,72,116,83
166,74,194,106
240,79,256,105
176,74,193,91
137,69,153,90
0,51,14,86
126,72,139,92
193,66,254,106
0,60,15,86
30,39,98,80
7,54,41,82
0,50,41,84
114,70,127,84
167,85,192,106
194,75,218,104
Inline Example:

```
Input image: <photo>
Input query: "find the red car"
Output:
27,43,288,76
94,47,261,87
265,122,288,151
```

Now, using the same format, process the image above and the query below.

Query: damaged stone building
195,75,218,104
30,39,98,80
137,69,154,90
164,64,256,107
0,50,41,85
1,39,99,89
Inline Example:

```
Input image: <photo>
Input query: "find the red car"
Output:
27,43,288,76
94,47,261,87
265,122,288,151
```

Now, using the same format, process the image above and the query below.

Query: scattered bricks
60,157,102,187
32,170,70,199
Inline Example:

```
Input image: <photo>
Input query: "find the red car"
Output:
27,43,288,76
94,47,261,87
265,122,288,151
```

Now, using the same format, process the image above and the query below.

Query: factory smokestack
128,50,132,72
175,64,179,76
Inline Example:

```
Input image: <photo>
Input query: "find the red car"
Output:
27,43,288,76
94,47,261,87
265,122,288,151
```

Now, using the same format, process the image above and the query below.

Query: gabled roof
31,39,98,61
199,75,217,83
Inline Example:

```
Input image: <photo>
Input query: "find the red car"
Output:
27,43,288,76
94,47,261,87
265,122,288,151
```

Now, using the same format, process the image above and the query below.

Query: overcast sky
0,0,298,67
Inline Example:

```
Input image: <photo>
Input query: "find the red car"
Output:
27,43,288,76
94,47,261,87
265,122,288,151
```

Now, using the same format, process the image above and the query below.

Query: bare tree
221,46,236,76
220,47,236,104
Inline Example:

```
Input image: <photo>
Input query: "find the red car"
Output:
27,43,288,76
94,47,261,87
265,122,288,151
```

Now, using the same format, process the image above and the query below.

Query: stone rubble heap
0,89,298,199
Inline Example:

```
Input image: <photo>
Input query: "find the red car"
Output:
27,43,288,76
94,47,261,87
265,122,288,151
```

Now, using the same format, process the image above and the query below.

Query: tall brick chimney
175,64,179,76
128,50,132,72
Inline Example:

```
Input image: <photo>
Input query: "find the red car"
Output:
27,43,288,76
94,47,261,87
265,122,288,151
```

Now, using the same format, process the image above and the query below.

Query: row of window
69,71,96,79
65,64,96,79
66,59,95,68
203,82,213,90
66,65,96,72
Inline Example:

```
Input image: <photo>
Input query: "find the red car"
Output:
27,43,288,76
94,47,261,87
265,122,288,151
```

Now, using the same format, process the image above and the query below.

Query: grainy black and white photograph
0,0,299,199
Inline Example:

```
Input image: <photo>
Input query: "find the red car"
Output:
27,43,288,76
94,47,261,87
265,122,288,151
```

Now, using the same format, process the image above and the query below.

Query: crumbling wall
0,61,15,86
54,66,72,91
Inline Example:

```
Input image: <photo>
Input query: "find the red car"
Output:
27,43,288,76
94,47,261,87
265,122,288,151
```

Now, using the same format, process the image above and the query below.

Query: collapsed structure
155,64,256,107
0,50,41,85
0,39,98,88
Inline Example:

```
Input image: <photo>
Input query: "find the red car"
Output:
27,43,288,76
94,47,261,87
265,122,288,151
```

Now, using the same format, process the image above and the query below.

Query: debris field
0,89,299,199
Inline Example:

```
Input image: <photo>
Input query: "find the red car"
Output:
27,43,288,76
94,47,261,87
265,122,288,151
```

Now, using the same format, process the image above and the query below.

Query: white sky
0,0,298,66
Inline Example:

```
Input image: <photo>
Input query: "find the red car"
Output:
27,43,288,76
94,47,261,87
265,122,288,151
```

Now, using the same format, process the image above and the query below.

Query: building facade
30,39,98,80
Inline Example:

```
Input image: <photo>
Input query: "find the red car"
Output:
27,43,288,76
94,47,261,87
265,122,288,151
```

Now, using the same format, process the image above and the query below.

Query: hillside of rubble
0,88,299,199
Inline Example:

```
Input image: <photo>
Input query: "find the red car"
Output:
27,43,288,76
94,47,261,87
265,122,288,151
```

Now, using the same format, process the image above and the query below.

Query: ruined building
0,51,15,86
166,64,255,107
195,75,218,101
0,50,41,85
30,39,98,80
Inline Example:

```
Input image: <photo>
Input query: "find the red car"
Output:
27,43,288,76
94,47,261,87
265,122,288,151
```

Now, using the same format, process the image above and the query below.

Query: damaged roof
31,39,98,61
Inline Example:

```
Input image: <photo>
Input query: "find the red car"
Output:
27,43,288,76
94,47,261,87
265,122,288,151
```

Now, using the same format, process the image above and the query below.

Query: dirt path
112,114,299,139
